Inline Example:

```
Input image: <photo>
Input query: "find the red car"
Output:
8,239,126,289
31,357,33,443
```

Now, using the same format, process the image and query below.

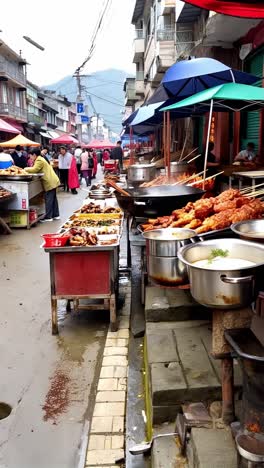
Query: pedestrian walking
80,149,90,186
58,146,72,191
87,150,94,185
25,148,60,222
74,145,82,178
92,149,98,178
110,141,123,171
68,154,79,194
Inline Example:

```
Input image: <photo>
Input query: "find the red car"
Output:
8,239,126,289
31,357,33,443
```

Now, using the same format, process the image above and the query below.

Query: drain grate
0,403,12,420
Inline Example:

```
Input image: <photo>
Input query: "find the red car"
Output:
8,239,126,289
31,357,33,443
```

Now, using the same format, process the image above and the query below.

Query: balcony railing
157,29,175,41
0,102,27,121
27,112,45,126
0,61,26,86
135,29,144,39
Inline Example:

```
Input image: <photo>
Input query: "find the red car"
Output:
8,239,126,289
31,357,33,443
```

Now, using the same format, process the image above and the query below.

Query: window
1,83,8,103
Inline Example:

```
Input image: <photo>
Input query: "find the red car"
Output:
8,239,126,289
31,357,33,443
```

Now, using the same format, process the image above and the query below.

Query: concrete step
187,427,237,468
145,286,210,322
145,321,242,425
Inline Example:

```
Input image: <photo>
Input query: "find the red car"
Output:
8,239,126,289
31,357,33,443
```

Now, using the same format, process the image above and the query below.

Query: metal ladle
129,432,178,455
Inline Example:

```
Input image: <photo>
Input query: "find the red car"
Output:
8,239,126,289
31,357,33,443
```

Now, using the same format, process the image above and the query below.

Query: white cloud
0,0,136,85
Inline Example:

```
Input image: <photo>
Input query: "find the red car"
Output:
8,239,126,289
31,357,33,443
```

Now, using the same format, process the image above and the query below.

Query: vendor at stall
11,145,27,168
25,148,60,222
234,142,257,167
0,148,13,169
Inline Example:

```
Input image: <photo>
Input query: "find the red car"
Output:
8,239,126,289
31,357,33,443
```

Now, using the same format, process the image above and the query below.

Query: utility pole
74,70,83,143
96,113,99,138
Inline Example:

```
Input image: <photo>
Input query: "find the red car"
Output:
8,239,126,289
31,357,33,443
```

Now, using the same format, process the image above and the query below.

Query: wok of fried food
140,189,264,234
0,165,27,175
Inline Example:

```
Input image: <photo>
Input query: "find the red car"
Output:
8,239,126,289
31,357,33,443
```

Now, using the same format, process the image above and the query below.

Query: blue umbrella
147,57,259,104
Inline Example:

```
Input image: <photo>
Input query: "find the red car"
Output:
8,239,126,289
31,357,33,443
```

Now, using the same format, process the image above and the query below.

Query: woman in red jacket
92,149,98,178
68,154,80,194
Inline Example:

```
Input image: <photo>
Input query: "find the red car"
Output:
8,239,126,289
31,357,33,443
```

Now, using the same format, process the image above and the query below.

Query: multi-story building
67,104,77,136
42,90,71,134
0,40,27,132
42,94,58,138
26,81,47,143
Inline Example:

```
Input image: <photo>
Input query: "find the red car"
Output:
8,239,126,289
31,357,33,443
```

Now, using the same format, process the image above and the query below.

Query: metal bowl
231,219,264,243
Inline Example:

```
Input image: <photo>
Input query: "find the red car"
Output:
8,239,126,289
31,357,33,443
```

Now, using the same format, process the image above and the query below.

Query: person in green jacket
25,148,60,222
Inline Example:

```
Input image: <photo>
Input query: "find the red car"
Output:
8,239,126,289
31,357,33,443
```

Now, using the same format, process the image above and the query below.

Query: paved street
0,188,109,468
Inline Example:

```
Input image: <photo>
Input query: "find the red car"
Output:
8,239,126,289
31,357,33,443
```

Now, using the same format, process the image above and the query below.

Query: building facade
0,41,27,133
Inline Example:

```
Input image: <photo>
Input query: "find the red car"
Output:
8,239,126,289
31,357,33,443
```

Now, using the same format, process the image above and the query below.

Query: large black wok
115,185,205,217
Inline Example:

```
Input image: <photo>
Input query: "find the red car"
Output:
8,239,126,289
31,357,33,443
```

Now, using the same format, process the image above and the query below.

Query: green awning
160,83,264,113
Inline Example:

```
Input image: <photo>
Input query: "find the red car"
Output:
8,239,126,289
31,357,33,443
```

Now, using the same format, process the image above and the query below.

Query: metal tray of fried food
0,174,33,181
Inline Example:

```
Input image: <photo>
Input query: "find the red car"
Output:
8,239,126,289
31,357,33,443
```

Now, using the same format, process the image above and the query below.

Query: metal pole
203,99,213,190
221,357,235,424
96,113,99,138
76,71,83,143
180,118,191,161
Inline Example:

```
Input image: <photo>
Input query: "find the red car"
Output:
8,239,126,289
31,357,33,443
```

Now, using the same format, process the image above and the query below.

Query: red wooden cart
44,244,119,334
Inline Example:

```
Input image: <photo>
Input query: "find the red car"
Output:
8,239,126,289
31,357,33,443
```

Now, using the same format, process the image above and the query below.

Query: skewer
180,147,199,162
187,154,201,164
172,170,206,186
248,189,264,198
188,171,223,187
240,182,264,194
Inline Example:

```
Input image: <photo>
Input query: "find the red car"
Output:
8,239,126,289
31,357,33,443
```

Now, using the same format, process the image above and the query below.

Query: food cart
44,243,119,334
0,176,45,228
43,199,123,334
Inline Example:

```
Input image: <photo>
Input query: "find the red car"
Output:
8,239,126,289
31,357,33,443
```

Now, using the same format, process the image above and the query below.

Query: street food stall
0,167,45,228
42,199,123,334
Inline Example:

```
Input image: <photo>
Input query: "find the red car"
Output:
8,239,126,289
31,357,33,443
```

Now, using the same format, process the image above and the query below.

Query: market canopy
183,1,264,18
50,134,78,144
0,119,21,134
160,82,264,113
0,134,40,148
83,139,116,149
147,58,259,105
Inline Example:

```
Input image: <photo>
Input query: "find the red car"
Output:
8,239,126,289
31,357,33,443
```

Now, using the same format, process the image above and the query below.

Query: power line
84,90,123,108
75,0,112,74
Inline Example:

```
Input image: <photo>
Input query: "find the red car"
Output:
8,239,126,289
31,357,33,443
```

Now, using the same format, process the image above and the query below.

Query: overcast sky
1,0,136,85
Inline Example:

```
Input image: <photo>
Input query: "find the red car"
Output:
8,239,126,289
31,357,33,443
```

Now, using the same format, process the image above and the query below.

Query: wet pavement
0,187,109,468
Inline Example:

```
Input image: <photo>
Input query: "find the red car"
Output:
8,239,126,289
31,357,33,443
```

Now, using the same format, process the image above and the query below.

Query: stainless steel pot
127,164,156,183
231,219,264,243
170,161,189,175
178,238,264,309
143,228,196,286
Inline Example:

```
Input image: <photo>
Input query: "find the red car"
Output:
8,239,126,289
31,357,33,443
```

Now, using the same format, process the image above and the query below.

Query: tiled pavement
85,283,131,468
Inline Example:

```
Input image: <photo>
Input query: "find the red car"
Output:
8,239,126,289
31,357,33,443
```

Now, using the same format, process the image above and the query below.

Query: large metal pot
178,238,264,309
170,161,189,175
127,164,156,183
143,228,196,286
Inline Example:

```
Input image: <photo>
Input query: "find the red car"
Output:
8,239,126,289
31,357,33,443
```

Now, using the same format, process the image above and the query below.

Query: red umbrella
183,1,264,18
0,118,21,134
82,139,116,149
50,134,79,144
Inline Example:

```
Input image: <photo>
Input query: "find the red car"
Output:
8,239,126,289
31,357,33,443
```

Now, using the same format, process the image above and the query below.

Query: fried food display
76,202,121,214
69,228,98,246
0,186,12,199
0,166,27,176
62,218,118,229
140,189,264,234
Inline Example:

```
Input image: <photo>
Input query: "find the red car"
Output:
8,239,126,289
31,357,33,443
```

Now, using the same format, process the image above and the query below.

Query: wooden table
232,170,264,190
